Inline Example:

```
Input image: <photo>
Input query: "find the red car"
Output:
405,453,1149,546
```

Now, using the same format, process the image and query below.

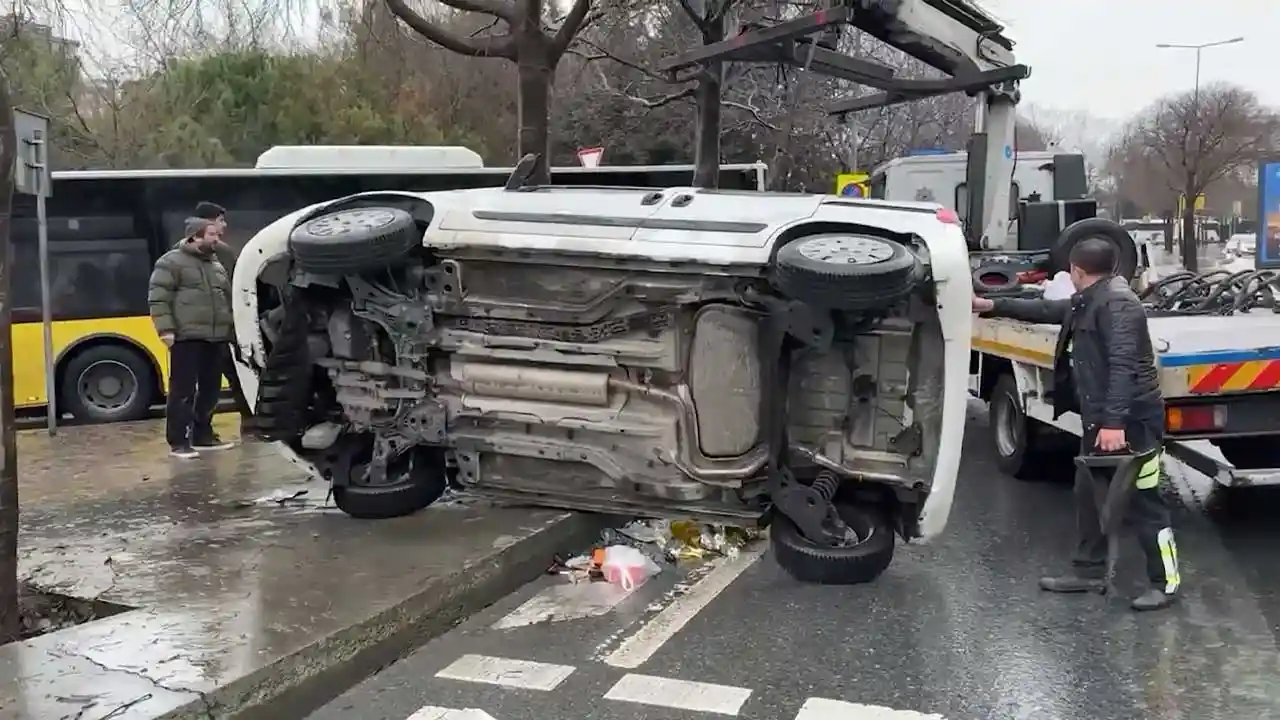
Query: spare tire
972,266,1019,293
773,233,921,311
1051,218,1138,280
289,207,420,274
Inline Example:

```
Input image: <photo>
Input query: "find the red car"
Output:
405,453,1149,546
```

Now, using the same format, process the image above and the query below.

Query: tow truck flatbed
972,315,1280,487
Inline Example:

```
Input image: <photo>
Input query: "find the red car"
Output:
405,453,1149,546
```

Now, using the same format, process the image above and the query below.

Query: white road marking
406,707,498,720
493,581,634,630
602,544,765,668
795,698,946,719
434,654,575,691
603,673,752,716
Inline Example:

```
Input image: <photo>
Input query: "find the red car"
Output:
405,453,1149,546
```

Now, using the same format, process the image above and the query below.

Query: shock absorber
811,470,841,502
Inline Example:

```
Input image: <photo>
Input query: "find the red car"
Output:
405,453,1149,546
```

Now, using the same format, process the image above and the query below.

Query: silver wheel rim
797,235,894,265
77,360,139,413
994,392,1021,458
306,209,397,238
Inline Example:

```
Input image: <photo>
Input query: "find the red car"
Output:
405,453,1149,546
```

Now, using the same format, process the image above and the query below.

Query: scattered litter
601,545,662,590
553,519,762,587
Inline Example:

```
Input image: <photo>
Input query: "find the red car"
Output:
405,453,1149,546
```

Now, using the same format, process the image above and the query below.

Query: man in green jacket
148,217,236,458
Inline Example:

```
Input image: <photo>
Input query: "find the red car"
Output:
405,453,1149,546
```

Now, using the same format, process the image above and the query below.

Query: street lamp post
1155,36,1245,108
1154,37,1244,270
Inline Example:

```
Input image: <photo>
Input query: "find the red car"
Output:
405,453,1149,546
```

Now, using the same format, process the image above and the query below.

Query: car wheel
289,206,420,275
332,446,449,520
1051,218,1138,280
60,344,155,423
772,233,921,311
990,374,1071,480
255,287,314,442
770,502,895,584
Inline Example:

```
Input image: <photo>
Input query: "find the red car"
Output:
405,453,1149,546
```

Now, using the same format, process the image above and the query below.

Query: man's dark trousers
166,340,224,447
1072,422,1179,594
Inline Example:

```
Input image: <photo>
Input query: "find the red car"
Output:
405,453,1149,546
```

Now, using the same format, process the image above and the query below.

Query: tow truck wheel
770,503,895,585
990,374,1067,480
772,233,920,311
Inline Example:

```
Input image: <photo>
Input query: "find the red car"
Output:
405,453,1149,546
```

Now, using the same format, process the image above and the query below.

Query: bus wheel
60,344,155,424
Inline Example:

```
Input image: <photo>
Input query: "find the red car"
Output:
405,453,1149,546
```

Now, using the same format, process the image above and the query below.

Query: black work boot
1039,574,1106,594
1131,588,1177,611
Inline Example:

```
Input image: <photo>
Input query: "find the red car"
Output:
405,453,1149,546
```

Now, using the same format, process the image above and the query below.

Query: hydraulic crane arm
662,0,1028,250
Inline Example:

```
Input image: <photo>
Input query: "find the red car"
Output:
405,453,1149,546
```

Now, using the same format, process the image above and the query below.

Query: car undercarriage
242,188,964,585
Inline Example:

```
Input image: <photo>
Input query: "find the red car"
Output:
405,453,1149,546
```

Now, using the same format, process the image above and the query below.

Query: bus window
12,182,152,324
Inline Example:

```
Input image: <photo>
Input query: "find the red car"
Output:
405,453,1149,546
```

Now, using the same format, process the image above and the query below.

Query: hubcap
797,235,894,265
78,360,138,412
305,209,397,238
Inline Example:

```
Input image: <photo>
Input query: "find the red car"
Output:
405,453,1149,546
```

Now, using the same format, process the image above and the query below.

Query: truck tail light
1166,404,1227,433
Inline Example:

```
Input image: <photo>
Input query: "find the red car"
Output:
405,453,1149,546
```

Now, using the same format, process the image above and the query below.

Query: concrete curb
166,511,608,720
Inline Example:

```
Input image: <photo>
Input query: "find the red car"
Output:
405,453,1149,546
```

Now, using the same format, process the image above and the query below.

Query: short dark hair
194,201,226,220
1068,238,1116,276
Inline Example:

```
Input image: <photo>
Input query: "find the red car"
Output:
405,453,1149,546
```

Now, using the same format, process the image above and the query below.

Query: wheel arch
56,333,164,402
976,352,1014,401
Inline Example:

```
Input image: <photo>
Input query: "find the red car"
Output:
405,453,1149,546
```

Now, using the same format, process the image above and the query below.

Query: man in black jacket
973,238,1179,611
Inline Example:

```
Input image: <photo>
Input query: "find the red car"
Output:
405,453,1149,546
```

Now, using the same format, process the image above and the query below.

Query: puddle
15,582,134,643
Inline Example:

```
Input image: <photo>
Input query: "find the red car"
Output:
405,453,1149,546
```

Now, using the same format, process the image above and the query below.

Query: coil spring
812,471,841,502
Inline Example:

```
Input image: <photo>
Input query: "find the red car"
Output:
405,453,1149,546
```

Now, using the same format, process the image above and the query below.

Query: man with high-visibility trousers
973,238,1179,611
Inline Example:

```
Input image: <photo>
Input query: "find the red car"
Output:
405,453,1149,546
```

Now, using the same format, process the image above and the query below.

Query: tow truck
664,0,1280,491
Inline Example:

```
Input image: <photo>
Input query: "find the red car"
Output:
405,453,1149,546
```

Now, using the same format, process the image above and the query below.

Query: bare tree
0,71,17,644
1111,83,1278,271
381,0,592,184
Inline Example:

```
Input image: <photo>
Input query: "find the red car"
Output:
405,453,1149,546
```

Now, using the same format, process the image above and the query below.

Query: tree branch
550,0,593,59
441,0,518,22
382,0,516,58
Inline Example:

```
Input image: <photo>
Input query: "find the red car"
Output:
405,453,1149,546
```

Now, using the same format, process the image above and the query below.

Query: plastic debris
600,545,662,590
604,519,761,562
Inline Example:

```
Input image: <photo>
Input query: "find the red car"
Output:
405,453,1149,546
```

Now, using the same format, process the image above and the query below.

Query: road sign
577,147,604,168
1177,193,1206,214
13,110,56,435
836,172,869,198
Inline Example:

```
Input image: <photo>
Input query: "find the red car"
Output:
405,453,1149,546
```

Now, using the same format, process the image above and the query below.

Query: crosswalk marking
603,673,753,716
795,698,946,719
406,707,497,720
493,581,634,630
423,654,944,719
602,545,767,669
434,654,575,691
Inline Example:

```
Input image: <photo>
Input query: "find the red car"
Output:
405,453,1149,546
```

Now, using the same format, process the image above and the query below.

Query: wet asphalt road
309,406,1280,720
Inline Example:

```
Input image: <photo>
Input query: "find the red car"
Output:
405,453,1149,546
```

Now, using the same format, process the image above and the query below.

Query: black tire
255,289,314,442
1051,218,1138,280
60,344,156,423
289,207,419,274
770,502,895,584
989,374,1071,480
972,265,1020,293
773,233,920,311
1216,437,1280,470
333,448,449,520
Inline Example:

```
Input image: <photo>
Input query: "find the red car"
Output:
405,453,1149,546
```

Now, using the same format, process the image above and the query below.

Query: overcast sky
986,0,1278,119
